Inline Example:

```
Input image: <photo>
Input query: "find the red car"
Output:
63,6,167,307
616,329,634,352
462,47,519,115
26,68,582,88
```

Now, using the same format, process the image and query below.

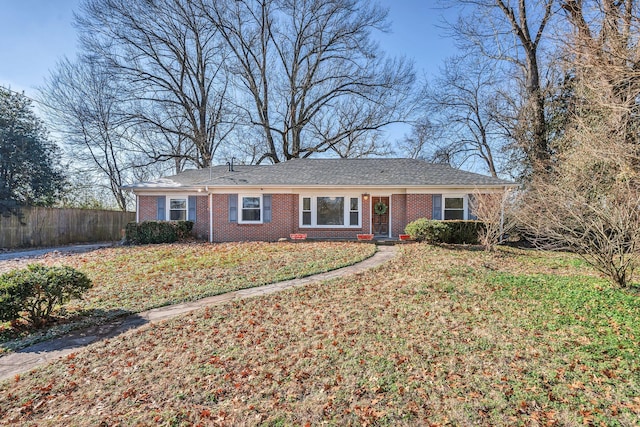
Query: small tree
471,189,517,251
0,265,92,327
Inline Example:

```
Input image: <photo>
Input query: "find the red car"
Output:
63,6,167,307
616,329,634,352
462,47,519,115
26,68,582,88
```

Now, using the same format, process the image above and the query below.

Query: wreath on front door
374,201,388,215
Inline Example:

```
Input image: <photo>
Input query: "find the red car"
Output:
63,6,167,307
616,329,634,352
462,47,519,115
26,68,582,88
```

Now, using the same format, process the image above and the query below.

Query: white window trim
442,194,468,221
299,194,361,228
238,194,263,224
301,197,312,226
168,197,188,221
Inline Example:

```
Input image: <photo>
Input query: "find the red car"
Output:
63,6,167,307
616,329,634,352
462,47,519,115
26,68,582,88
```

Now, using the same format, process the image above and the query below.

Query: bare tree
560,0,640,143
203,0,416,163
517,0,640,287
442,0,556,175
40,57,134,211
422,56,507,176
397,116,438,160
75,0,236,169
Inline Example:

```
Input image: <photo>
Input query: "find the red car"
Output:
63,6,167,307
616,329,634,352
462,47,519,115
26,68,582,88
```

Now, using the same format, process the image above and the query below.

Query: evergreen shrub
0,265,92,326
404,219,483,244
125,220,194,244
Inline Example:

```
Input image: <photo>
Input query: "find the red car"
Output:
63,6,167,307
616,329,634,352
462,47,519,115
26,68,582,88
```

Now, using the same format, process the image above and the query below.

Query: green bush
447,220,484,244
404,219,483,244
405,218,451,243
0,265,92,327
0,274,31,323
125,220,194,244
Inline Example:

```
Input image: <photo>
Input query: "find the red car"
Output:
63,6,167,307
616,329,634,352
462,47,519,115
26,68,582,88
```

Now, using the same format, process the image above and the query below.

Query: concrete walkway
0,245,397,381
0,243,116,261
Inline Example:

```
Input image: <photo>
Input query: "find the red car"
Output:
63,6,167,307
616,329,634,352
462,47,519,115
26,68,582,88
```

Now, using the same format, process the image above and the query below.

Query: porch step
374,239,413,246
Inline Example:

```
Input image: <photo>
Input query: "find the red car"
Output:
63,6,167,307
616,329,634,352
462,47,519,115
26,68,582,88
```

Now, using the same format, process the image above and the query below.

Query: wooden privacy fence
0,207,136,249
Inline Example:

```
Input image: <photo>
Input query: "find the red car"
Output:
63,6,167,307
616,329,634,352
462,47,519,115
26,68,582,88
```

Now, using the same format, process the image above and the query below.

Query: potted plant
357,234,374,241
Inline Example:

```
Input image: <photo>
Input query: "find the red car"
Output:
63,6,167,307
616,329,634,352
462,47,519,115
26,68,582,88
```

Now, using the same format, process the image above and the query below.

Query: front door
371,196,389,237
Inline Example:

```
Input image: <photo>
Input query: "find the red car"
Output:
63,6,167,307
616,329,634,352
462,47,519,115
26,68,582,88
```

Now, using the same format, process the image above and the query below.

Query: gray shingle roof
127,158,515,189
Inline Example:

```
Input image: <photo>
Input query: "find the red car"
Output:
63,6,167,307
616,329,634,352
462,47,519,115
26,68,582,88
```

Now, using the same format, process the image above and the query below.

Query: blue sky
0,0,81,97
0,0,458,100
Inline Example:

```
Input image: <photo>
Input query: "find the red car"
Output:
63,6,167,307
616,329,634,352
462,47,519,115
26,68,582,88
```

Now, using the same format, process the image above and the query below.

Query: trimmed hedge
405,219,484,244
405,218,450,243
0,265,92,327
125,220,194,245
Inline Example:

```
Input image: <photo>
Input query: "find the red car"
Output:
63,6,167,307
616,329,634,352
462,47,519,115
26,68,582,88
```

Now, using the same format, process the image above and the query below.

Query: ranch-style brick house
125,158,516,242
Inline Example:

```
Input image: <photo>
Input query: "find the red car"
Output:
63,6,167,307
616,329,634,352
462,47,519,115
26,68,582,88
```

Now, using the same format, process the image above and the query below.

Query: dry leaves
1,244,638,425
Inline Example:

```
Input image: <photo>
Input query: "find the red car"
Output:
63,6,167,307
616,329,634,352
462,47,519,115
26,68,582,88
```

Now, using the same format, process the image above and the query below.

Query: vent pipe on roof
226,157,235,172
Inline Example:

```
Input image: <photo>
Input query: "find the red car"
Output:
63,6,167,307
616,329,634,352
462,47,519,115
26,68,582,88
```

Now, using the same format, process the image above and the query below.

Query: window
300,195,360,227
169,198,187,221
241,195,261,222
317,197,344,225
444,197,464,220
349,197,359,226
302,197,311,225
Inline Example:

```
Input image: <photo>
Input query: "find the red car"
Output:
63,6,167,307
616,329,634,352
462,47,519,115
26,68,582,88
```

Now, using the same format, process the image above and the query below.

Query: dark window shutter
263,194,272,223
467,194,477,220
228,194,237,223
188,196,197,221
432,194,442,220
157,196,166,220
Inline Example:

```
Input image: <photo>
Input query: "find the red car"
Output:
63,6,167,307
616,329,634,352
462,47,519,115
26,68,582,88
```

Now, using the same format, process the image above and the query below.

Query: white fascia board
133,188,207,196
132,183,517,195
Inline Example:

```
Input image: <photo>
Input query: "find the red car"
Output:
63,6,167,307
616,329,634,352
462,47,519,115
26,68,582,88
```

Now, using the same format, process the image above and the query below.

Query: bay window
317,197,344,225
300,195,360,227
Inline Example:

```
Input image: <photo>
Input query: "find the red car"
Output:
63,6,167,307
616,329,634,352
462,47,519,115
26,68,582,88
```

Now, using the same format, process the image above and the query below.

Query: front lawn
1,244,639,425
0,241,376,353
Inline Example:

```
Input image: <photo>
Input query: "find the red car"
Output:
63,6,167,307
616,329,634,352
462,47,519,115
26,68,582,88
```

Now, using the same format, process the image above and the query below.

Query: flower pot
357,234,374,241
290,233,307,240
399,234,411,241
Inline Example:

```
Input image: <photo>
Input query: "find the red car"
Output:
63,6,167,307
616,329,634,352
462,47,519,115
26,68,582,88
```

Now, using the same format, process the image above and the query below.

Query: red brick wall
138,195,157,222
406,194,434,224
193,195,209,240
391,194,407,237
138,192,440,241
137,195,210,240
211,193,371,242
211,194,297,242
362,196,371,235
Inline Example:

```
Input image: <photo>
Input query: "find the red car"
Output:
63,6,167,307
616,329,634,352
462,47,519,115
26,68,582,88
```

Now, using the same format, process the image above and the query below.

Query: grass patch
1,244,639,425
0,242,376,353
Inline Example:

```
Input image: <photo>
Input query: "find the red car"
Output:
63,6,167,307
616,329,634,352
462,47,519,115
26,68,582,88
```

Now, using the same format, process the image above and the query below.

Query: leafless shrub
517,105,640,287
471,189,517,251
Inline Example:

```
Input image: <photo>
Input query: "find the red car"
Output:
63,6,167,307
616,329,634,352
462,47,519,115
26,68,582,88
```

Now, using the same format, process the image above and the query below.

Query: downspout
207,186,213,243
135,194,139,223
499,186,506,243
